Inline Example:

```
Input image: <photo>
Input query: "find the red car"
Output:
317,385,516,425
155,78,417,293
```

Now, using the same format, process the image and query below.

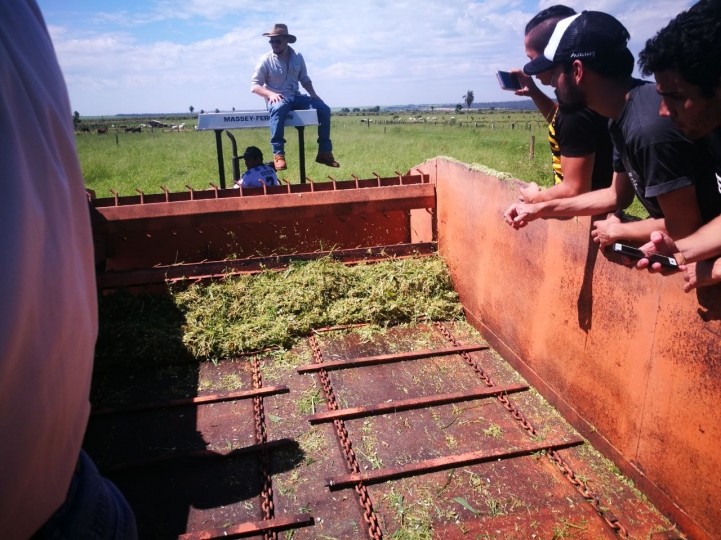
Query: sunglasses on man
269,38,285,44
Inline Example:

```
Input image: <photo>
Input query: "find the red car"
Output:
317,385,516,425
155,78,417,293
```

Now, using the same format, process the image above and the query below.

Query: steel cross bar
91,385,289,416
96,242,435,289
177,513,314,540
296,345,489,374
93,183,435,233
324,437,584,490
305,384,528,424
102,438,296,473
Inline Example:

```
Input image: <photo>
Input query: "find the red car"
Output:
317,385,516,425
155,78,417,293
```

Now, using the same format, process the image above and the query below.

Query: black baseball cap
242,146,263,159
523,11,630,75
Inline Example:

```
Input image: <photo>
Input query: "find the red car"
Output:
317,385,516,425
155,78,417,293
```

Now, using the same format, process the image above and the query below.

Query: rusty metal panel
91,182,435,271
422,157,721,540
96,243,436,289
92,184,435,229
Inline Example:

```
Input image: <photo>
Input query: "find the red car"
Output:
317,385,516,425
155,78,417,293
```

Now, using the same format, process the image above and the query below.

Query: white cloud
43,0,695,115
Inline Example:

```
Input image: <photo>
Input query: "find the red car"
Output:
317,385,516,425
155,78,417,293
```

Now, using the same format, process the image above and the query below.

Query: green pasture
75,110,647,217
76,111,549,195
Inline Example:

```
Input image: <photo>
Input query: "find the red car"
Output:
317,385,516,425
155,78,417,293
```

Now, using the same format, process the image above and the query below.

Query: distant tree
232,107,235,112
189,105,195,114
200,109,205,114
352,107,360,112
341,107,350,113
214,108,219,113
430,106,435,113
72,111,80,128
463,90,474,112
371,105,380,113
455,103,462,113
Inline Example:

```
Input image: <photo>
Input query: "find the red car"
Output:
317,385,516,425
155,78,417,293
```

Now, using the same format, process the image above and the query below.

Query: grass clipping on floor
96,255,462,367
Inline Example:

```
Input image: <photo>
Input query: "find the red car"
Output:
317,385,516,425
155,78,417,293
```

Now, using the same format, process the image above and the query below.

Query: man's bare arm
638,214,721,272
655,185,703,241
672,214,721,263
522,154,595,203
252,85,284,103
510,69,556,122
591,214,666,246
506,172,633,228
300,80,320,100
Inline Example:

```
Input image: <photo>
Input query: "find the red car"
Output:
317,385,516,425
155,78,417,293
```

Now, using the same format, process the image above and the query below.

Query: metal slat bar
306,383,528,424
92,385,289,416
177,513,314,540
102,438,295,473
324,437,584,490
97,242,436,289
94,183,435,229
296,345,489,374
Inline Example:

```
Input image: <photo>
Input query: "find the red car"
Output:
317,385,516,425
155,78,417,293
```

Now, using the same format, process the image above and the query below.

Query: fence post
529,135,535,160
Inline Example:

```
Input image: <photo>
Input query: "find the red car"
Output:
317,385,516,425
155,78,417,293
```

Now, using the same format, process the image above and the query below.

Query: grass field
76,110,647,217
77,111,548,194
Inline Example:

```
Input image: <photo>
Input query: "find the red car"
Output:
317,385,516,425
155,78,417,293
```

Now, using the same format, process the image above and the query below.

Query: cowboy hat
262,23,297,43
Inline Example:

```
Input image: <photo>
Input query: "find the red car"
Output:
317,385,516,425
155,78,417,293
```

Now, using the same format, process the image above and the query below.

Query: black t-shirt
554,108,614,191
702,126,721,183
609,80,721,223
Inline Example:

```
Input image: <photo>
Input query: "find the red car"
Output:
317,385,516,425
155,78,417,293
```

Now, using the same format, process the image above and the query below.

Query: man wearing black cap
235,146,280,189
510,5,614,205
251,23,339,171
504,11,720,249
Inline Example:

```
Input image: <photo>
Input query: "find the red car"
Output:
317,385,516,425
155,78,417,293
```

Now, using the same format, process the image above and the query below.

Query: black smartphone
612,243,679,268
496,71,522,91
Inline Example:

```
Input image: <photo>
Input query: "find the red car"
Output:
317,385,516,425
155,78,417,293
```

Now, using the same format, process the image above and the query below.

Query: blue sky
37,0,692,116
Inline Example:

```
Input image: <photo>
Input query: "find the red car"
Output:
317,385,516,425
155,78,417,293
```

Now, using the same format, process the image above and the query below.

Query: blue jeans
268,94,332,155
32,450,138,540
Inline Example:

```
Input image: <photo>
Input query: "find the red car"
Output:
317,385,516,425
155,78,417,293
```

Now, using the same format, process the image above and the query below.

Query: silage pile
95,256,462,368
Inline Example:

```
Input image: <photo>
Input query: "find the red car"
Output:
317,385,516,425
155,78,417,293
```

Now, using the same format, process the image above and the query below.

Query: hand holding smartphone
611,243,679,269
496,71,522,91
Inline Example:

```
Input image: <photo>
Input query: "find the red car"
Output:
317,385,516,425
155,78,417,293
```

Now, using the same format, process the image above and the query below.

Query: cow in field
97,128,107,134
80,127,90,133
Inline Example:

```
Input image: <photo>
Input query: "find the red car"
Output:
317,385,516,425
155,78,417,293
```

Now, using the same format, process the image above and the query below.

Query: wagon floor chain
83,322,681,539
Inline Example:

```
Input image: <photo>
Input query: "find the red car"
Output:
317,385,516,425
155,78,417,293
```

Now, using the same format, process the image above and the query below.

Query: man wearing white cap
251,23,339,171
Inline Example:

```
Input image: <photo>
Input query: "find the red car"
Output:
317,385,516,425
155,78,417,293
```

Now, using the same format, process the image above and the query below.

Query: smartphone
496,71,522,91
611,243,679,268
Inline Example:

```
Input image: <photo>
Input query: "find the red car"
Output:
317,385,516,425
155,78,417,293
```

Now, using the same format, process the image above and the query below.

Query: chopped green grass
95,255,462,370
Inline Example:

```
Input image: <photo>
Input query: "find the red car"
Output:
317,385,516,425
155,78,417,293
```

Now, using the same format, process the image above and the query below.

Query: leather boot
273,154,287,170
315,151,340,168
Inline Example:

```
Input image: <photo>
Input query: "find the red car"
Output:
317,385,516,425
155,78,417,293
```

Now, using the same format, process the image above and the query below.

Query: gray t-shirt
609,80,719,222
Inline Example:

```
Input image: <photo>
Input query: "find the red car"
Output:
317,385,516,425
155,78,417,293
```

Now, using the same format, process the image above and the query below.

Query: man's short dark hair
525,5,576,34
525,5,577,53
639,0,721,97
